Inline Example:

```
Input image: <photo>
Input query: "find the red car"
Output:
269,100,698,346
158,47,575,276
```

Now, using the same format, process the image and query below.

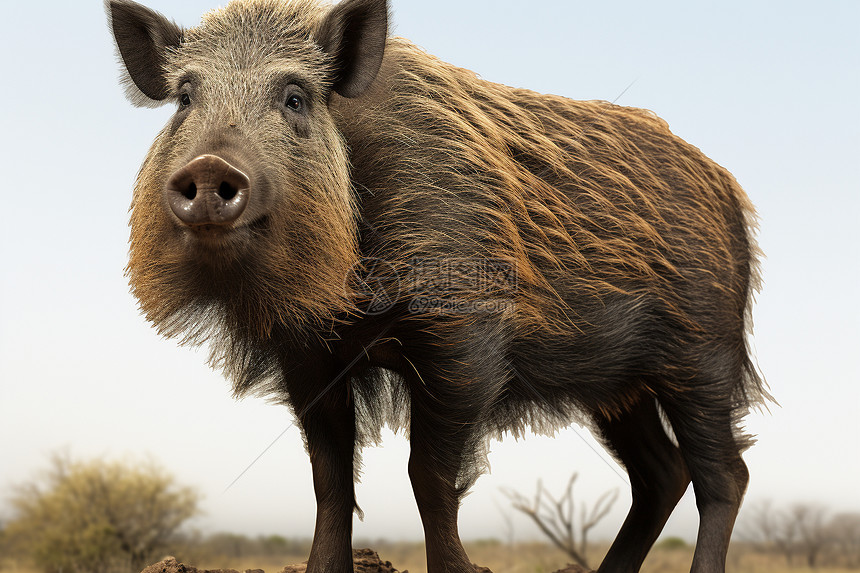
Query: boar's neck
327,38,535,262
328,44,404,243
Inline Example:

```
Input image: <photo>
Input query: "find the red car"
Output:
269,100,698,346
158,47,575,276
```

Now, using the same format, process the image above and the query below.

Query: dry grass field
3,540,858,573
192,544,859,573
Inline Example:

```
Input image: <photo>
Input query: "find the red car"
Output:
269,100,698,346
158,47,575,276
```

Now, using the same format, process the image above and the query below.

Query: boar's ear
106,0,183,107
316,0,389,98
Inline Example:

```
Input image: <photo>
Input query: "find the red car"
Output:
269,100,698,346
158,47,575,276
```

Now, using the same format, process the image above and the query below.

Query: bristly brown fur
334,37,767,428
112,1,768,571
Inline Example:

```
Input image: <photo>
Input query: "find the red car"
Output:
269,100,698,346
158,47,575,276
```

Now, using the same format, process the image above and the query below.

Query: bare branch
503,473,618,569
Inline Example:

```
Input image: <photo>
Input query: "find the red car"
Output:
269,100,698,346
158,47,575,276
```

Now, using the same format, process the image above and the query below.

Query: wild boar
107,0,768,571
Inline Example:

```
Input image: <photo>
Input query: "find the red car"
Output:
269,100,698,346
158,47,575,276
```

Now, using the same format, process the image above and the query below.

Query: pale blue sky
1,0,858,544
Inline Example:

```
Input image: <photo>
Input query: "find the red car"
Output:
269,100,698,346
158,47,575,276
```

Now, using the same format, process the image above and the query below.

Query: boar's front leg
284,362,357,573
406,334,505,573
408,415,473,573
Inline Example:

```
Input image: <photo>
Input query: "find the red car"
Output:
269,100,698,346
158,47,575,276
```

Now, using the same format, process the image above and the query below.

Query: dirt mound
279,549,402,573
140,550,592,573
552,566,592,573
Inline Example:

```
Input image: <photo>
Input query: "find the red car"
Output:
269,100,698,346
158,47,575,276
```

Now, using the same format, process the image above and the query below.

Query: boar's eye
178,82,193,108
285,94,303,112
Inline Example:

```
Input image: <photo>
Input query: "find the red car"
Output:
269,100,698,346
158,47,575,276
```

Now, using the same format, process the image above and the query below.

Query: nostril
218,181,237,201
183,182,197,201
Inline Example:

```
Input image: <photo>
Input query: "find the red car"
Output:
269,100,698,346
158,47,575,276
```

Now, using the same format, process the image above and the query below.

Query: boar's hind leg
596,397,690,573
659,373,750,573
286,370,357,573
406,349,502,573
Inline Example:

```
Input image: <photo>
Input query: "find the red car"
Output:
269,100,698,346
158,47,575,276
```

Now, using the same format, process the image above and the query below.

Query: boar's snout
166,155,250,226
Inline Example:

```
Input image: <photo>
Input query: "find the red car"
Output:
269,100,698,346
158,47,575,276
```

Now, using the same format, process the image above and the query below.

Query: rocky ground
140,549,593,573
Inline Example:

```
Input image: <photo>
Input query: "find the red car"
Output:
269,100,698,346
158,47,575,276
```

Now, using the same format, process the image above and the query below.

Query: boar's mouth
183,214,269,247
171,215,269,272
